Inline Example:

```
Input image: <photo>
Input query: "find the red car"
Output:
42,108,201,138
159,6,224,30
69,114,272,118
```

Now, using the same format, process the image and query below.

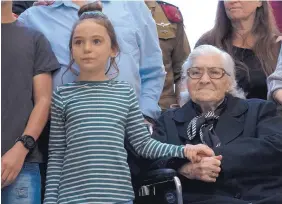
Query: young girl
44,3,213,204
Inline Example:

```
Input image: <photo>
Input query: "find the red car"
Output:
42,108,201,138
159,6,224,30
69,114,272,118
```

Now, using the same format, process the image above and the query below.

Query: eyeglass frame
187,67,231,79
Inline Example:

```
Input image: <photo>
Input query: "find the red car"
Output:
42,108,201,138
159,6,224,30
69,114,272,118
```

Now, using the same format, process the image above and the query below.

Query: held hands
181,144,222,183
184,144,215,163
179,155,222,183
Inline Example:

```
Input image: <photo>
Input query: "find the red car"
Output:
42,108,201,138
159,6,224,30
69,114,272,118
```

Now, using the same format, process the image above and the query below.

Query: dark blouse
233,46,267,100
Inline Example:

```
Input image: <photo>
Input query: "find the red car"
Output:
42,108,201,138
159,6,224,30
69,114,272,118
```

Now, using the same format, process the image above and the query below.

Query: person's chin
79,64,96,71
195,92,215,101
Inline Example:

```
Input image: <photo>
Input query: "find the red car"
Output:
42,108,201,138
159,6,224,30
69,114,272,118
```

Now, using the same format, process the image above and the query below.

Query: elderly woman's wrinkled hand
179,155,222,183
184,144,215,163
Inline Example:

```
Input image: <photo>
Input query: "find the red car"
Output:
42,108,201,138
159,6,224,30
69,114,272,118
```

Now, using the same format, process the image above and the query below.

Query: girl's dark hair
196,1,280,77
63,2,120,83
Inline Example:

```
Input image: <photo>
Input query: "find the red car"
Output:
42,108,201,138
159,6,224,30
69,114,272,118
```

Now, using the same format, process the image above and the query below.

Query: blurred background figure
145,0,190,110
12,1,34,16
196,1,281,100
270,1,282,33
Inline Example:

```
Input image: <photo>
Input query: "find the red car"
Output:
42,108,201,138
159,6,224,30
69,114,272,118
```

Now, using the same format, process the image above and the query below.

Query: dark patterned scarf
187,98,227,148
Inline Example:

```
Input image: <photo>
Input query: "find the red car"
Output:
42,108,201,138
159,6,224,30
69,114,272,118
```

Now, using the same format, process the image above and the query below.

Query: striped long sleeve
126,87,185,159
44,90,66,204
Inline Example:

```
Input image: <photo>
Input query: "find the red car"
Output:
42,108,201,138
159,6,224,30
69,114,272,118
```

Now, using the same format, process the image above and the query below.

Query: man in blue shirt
18,0,165,121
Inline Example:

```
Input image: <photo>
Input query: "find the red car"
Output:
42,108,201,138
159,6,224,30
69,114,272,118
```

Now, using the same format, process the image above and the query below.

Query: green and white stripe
44,80,184,204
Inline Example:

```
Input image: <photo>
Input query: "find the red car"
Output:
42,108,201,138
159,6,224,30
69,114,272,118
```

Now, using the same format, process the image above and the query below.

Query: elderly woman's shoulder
243,98,278,115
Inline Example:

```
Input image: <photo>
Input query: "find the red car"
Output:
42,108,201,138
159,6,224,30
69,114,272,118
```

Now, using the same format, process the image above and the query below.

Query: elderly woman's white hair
179,45,245,105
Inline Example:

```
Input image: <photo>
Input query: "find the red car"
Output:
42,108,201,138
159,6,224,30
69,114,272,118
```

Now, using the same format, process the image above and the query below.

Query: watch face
25,136,36,149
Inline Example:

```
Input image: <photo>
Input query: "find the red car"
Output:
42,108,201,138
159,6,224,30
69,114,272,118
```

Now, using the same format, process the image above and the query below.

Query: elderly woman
196,1,281,100
147,45,282,204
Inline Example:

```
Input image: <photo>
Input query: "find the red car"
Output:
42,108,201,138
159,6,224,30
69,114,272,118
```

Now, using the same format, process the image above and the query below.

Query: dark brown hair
196,1,280,76
63,2,120,83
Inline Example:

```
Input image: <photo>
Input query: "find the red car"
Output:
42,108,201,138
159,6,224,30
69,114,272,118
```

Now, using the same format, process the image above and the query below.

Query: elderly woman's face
224,0,262,21
187,54,231,104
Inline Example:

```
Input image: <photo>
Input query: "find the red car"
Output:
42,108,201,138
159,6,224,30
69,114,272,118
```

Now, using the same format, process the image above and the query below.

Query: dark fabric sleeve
33,32,60,76
214,101,282,179
12,1,34,16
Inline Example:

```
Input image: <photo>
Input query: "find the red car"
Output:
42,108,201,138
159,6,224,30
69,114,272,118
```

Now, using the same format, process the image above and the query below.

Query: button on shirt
18,0,165,119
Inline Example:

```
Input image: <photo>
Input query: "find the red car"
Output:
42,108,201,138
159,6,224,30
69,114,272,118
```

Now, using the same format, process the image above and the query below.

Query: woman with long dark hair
196,0,281,100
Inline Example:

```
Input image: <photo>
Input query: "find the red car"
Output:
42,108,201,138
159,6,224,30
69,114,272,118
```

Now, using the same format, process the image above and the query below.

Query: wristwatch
15,135,36,151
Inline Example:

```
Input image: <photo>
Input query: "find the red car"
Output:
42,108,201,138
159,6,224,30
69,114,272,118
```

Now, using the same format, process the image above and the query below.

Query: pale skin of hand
184,144,215,163
179,155,223,183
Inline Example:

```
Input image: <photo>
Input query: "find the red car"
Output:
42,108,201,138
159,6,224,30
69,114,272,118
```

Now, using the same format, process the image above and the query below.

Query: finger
202,175,216,183
1,169,9,186
207,165,221,173
1,164,4,175
210,171,219,178
204,165,221,174
208,157,221,167
214,155,223,161
211,159,221,167
3,171,15,188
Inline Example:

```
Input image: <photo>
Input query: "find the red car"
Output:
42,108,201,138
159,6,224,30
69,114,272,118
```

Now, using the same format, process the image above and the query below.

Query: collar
51,0,110,9
173,94,248,123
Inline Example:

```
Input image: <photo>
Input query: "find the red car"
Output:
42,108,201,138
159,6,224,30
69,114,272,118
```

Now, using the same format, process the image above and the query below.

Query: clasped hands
182,144,222,183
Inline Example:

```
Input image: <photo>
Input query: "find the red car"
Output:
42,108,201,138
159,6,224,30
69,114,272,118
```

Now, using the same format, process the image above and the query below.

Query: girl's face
71,19,117,74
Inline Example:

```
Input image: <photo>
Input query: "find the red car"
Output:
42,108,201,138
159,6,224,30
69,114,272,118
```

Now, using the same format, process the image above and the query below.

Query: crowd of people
1,0,282,204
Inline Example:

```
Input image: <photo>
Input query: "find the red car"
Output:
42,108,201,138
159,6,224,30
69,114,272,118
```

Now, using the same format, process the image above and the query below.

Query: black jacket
140,96,282,204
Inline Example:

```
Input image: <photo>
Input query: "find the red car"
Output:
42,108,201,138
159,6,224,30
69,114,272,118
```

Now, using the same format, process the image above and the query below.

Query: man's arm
1,74,51,188
267,42,282,104
1,31,59,188
131,1,165,120
22,74,52,139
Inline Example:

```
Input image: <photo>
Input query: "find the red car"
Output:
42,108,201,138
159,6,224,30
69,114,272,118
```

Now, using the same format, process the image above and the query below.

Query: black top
233,46,267,100
1,21,60,162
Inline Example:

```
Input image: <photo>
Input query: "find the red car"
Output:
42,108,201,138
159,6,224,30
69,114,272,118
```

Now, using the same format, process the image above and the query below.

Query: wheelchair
135,168,183,204
134,118,183,204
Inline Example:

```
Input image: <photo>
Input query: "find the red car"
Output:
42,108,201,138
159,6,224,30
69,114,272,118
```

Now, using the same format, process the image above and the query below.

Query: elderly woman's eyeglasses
187,67,230,79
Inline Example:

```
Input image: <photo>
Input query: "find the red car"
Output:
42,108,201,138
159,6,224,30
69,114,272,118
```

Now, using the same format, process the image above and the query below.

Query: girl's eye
74,40,82,45
93,39,101,44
